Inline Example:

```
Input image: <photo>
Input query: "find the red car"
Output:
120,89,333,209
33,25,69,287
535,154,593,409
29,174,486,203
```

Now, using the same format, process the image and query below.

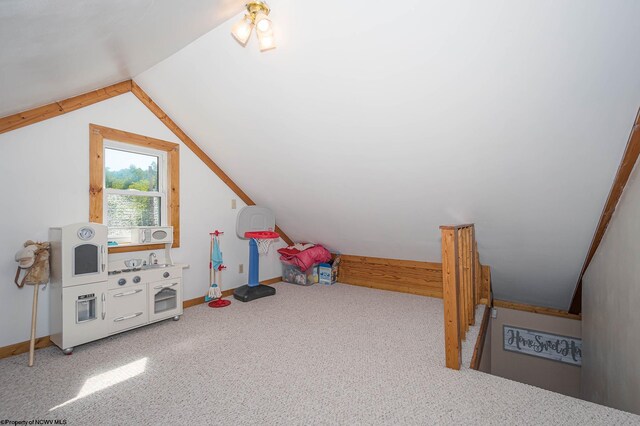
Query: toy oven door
70,242,106,285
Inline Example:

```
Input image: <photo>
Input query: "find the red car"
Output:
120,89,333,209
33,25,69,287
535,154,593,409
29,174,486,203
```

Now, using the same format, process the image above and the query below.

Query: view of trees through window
105,148,162,228
106,162,158,192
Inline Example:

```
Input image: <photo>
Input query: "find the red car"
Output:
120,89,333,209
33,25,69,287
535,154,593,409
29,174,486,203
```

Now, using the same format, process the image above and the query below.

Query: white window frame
103,139,168,229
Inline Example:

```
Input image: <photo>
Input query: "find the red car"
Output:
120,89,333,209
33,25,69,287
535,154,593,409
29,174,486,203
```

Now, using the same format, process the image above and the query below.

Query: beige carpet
1,283,637,425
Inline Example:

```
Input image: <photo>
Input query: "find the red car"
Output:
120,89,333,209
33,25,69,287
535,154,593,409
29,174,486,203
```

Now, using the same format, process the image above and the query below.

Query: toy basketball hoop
234,206,279,302
245,230,279,255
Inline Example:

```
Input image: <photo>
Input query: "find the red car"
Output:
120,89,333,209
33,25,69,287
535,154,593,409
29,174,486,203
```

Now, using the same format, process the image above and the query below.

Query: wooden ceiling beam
0,80,132,134
130,81,294,246
0,79,295,247
569,109,640,314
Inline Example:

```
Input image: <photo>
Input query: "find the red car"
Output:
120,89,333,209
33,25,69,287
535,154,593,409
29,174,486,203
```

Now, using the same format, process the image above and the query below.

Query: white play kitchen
48,222,184,354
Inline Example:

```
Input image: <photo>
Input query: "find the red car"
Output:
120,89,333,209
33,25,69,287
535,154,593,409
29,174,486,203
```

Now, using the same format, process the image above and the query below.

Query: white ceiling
3,0,638,309
135,0,640,309
0,0,245,117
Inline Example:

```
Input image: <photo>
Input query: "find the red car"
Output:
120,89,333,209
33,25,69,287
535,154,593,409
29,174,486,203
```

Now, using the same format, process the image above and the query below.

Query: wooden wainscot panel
338,253,491,303
338,254,444,298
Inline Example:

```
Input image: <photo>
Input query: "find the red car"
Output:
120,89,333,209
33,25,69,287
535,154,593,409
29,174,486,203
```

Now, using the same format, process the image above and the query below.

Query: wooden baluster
457,228,467,340
474,240,481,305
471,227,477,307
461,228,467,333
484,265,492,305
465,229,471,328
461,228,469,334
441,226,461,370
467,227,475,326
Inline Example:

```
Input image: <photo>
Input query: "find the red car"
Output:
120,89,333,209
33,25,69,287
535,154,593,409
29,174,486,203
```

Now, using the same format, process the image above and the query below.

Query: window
105,144,165,232
89,124,180,253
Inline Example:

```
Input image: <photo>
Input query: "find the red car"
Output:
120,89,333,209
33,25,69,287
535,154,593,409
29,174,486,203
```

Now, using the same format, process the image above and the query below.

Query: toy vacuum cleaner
233,206,279,302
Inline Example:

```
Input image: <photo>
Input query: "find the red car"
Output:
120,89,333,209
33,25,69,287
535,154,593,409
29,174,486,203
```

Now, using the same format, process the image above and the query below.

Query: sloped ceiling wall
135,0,640,309
0,0,245,116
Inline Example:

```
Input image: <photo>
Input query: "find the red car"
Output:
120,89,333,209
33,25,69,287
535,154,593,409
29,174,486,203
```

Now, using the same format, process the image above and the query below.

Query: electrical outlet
239,264,244,273
231,199,237,209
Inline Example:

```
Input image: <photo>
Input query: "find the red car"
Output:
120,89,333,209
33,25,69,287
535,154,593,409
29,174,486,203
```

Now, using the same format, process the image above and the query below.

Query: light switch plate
239,264,243,273
231,199,237,209
491,308,497,319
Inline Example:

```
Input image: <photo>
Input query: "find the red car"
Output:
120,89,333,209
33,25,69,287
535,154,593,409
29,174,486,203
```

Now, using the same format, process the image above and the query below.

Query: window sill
108,242,179,254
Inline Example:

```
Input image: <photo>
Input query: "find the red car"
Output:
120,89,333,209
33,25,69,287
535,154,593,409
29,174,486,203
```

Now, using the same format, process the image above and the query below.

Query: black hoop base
233,284,276,302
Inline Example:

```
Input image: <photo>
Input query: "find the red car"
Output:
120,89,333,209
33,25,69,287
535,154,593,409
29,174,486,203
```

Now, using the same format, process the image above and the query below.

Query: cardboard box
318,261,337,285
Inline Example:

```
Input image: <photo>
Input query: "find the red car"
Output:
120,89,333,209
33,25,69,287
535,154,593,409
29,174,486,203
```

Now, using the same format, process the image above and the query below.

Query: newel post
441,226,461,370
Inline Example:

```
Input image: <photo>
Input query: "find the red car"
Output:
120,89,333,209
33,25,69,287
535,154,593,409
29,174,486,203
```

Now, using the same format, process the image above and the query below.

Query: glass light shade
231,16,253,46
258,34,276,52
257,30,276,51
255,12,272,33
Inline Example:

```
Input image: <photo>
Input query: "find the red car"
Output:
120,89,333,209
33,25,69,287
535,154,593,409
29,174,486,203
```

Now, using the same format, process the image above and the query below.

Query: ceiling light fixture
231,1,276,52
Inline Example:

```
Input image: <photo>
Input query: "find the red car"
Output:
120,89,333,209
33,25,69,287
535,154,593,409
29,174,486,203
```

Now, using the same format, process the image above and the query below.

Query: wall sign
503,325,582,366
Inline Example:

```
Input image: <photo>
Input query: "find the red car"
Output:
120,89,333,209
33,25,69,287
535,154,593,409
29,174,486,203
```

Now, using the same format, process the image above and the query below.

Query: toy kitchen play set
49,222,185,355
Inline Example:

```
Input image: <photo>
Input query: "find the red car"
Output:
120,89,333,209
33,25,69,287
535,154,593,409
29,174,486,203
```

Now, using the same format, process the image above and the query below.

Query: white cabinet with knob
149,279,182,323
51,264,185,354
107,266,184,331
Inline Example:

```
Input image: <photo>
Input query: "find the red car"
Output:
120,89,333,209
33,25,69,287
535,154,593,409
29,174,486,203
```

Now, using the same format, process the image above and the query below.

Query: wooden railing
440,223,489,370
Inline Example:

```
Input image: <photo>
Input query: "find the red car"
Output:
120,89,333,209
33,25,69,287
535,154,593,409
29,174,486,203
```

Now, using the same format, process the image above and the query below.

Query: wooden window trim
89,123,180,253
1,80,293,246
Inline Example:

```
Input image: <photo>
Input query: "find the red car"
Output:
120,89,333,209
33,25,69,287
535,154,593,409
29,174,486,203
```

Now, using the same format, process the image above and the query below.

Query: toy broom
207,231,230,308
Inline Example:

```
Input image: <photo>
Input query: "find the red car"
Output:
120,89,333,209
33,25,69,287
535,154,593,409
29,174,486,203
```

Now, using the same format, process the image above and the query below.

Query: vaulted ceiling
134,0,640,309
0,0,245,116
4,0,640,309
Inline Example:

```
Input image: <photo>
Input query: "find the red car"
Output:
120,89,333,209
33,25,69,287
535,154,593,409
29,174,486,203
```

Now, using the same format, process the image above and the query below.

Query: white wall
0,93,285,347
135,0,640,309
582,161,640,415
